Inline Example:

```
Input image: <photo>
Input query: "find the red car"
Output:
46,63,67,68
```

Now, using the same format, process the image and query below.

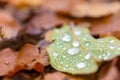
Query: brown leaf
71,2,120,18
17,43,39,66
0,48,17,76
36,49,49,66
26,13,65,35
0,10,22,41
33,62,44,72
41,0,85,14
91,12,120,38
44,72,86,80
98,58,120,80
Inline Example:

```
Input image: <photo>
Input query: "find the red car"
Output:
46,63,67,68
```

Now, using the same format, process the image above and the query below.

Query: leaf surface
47,25,120,74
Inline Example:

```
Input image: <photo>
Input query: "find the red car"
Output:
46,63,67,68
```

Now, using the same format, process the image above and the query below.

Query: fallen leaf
0,10,22,41
44,71,89,80
17,43,39,65
44,72,75,80
91,12,120,38
41,0,85,14
32,62,44,72
47,25,120,74
98,58,120,80
26,13,65,35
0,48,17,76
71,2,120,18
36,49,49,66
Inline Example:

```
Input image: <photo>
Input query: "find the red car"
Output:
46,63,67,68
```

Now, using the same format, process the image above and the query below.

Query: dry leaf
41,0,85,14
91,12,120,38
0,10,22,41
0,48,17,76
36,49,49,66
26,13,65,35
44,71,89,80
98,58,120,80
17,44,39,65
71,2,120,18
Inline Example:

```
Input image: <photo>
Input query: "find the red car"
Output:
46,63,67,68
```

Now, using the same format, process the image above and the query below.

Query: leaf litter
0,0,120,80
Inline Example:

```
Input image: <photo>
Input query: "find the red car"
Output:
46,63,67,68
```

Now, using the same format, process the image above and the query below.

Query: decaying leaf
44,71,95,80
0,10,22,41
0,48,17,76
17,43,44,72
44,72,76,80
91,12,120,39
36,49,49,66
17,43,39,65
71,2,120,18
6,44,45,76
98,58,120,80
26,13,65,35
47,25,120,74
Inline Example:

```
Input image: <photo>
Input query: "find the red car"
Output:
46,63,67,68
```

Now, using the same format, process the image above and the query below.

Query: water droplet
74,30,81,35
72,41,80,47
60,62,64,64
109,45,115,49
104,56,109,60
109,40,115,43
53,53,57,57
65,65,68,67
62,34,71,42
67,48,80,55
76,62,86,68
83,37,87,40
63,55,66,58
63,48,66,50
85,53,92,59
66,58,69,60
106,52,111,56
85,43,90,46
98,55,102,59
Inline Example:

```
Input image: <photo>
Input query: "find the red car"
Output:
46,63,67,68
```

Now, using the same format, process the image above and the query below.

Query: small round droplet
53,53,57,57
60,62,64,64
63,55,66,58
83,37,87,40
72,41,80,47
98,55,102,59
62,34,71,42
109,45,115,49
104,56,109,60
76,62,86,68
74,30,81,35
4,62,9,65
85,43,90,46
67,48,80,55
66,58,69,60
109,40,115,43
85,53,92,59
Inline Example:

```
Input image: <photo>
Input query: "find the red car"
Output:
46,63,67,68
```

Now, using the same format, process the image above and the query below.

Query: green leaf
46,25,120,74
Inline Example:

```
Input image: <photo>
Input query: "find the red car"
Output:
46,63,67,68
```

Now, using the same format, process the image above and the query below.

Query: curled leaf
47,25,120,74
